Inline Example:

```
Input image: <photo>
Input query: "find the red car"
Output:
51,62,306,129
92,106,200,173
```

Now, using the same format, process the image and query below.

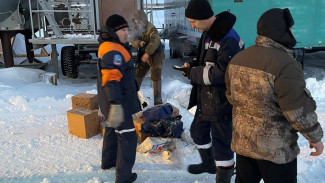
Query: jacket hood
98,25,121,44
207,11,236,42
132,10,148,26
257,8,296,48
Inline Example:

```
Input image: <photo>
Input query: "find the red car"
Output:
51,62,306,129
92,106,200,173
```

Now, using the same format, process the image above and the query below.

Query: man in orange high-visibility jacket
97,14,141,183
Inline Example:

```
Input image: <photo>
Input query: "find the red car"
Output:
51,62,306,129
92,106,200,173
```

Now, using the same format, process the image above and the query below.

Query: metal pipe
31,9,93,13
150,0,153,23
37,1,41,38
23,30,35,63
1,32,15,68
90,0,96,39
28,0,35,39
51,44,59,78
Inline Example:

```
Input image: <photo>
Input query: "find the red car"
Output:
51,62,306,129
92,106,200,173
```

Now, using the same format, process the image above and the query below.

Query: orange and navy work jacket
97,41,140,118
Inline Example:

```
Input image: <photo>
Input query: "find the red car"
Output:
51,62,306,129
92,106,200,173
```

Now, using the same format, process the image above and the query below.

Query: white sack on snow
137,137,172,154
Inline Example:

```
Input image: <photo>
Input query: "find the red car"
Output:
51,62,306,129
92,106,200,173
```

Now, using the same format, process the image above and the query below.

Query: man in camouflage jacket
129,10,165,105
225,8,323,183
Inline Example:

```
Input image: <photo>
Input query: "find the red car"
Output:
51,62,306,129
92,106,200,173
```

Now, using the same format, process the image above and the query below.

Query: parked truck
0,0,39,68
163,0,325,60
28,0,139,78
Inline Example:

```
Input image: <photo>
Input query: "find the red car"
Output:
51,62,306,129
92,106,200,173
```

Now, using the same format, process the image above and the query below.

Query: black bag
140,115,184,138
142,103,173,122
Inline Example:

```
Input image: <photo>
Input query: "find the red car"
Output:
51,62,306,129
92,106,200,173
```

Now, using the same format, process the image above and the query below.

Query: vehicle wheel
60,50,67,76
61,46,78,78
170,45,180,59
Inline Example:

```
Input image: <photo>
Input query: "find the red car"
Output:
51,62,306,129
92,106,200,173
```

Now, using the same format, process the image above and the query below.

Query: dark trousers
190,114,233,163
235,154,297,183
102,114,137,183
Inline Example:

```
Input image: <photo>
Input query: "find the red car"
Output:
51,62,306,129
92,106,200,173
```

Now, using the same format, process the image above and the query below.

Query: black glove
181,67,192,79
173,65,191,78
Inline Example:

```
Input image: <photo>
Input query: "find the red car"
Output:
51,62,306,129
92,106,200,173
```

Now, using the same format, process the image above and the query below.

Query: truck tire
170,45,180,58
61,46,78,78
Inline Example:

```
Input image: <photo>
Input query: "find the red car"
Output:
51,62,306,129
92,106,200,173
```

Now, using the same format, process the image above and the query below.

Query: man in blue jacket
180,0,244,182
97,14,141,183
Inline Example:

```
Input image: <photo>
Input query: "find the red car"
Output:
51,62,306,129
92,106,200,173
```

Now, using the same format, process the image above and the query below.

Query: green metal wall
210,0,325,48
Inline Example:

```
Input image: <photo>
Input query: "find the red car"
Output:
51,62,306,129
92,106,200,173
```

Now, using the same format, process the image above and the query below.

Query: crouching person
97,14,141,183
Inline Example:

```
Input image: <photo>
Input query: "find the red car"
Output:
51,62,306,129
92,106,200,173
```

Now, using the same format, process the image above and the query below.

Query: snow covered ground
0,43,325,183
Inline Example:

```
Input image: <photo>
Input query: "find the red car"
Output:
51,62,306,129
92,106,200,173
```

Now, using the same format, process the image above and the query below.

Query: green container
209,0,325,48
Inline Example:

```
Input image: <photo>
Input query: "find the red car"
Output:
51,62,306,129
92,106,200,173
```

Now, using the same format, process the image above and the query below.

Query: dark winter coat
97,27,141,118
188,18,243,121
225,36,323,164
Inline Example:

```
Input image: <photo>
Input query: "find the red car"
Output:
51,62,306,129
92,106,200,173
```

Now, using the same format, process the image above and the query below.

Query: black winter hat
106,14,129,32
257,8,296,48
185,0,214,20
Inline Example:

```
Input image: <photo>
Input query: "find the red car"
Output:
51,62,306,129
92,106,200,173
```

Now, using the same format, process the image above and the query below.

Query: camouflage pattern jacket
225,36,323,164
129,10,164,69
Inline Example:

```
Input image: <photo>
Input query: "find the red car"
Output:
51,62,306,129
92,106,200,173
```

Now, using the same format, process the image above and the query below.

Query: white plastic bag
137,137,172,154
138,91,149,111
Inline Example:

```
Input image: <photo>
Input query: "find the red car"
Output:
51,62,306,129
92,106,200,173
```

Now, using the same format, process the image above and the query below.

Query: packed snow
0,45,325,183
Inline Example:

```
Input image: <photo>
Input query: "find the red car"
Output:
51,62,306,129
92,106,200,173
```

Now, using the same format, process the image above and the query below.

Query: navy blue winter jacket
188,28,243,121
97,27,141,118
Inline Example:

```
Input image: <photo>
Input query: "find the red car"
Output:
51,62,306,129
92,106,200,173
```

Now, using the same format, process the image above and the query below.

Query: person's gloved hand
106,104,124,128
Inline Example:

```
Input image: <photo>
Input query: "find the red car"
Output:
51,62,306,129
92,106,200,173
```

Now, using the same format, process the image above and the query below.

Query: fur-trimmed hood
132,10,149,26
207,11,236,42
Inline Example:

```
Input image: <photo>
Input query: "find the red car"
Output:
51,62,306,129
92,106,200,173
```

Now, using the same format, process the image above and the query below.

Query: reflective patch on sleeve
113,54,122,66
203,65,212,85
239,39,245,49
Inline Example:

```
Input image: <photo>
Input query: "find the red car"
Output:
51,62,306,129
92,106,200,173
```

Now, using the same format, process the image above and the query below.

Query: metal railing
28,0,98,45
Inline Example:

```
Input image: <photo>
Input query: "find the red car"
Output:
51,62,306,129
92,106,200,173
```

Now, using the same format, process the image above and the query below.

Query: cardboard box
100,121,106,136
133,117,148,143
170,104,179,117
67,108,99,139
71,93,98,110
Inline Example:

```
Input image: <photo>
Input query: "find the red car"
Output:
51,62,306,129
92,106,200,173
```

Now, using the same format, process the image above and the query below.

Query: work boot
101,163,115,170
153,80,163,105
117,173,137,183
188,147,217,174
216,166,234,183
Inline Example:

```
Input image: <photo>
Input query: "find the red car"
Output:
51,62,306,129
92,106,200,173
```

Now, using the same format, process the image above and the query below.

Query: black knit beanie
257,8,296,48
185,0,214,20
106,14,129,32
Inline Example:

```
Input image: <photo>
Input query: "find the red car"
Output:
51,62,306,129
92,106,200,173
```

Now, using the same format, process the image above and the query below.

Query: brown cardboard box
99,121,106,136
170,104,179,117
67,108,99,139
133,117,148,143
71,93,98,110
